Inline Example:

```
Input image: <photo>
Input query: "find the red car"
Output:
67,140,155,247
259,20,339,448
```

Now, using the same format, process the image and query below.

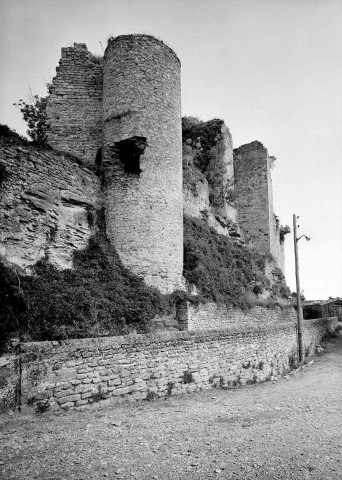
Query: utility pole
293,214,311,362
293,214,303,362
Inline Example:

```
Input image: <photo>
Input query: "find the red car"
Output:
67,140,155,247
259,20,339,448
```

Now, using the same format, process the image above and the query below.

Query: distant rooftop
303,297,342,306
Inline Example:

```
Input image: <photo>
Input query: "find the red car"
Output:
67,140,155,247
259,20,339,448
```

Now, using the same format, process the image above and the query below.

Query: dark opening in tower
95,148,102,167
117,136,147,174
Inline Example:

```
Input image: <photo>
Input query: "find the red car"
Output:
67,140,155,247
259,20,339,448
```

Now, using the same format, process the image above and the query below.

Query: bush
88,52,103,65
183,216,270,309
0,235,174,353
14,91,48,146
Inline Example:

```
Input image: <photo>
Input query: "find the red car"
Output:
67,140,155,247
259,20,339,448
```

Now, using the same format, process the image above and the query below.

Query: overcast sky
1,0,341,300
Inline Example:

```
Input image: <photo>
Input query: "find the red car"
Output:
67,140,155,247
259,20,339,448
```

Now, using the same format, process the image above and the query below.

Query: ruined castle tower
234,141,284,270
45,35,183,293
46,43,103,164
102,35,183,293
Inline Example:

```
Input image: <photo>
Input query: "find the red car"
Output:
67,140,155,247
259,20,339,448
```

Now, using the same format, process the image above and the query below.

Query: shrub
35,399,50,414
182,370,194,384
288,352,298,370
145,390,158,401
88,52,103,65
182,144,206,194
0,233,174,353
14,91,48,146
167,381,175,397
90,385,108,402
280,225,291,242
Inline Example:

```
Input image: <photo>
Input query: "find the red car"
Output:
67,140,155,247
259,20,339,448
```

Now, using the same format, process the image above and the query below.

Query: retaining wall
16,317,335,412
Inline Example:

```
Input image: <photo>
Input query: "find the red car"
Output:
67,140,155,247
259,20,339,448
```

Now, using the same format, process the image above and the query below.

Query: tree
14,89,48,146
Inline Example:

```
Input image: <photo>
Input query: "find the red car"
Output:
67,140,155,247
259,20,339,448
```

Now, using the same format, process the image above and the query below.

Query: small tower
102,35,183,293
234,141,284,270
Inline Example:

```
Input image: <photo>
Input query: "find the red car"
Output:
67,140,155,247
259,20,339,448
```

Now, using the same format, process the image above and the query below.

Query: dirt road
1,333,341,480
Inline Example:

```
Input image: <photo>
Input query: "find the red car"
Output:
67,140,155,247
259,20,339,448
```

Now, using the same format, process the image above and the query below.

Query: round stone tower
102,35,183,293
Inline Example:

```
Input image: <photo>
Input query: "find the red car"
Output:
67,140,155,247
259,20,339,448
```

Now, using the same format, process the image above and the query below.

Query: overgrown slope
183,216,282,308
0,235,173,353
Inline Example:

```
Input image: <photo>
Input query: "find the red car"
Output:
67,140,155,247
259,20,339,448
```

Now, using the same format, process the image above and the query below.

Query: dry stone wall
46,43,103,165
102,35,183,293
0,355,19,412
0,142,101,270
18,317,334,411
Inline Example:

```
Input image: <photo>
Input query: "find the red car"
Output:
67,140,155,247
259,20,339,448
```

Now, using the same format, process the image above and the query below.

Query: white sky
0,0,341,300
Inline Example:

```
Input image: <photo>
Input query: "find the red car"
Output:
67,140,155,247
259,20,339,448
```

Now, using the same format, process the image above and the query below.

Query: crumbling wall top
105,34,181,66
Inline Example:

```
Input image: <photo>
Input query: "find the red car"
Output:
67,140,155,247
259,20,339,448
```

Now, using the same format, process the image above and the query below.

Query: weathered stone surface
183,122,242,240
180,303,297,331
18,316,334,410
0,144,100,270
0,355,19,412
234,141,284,270
46,43,103,165
102,35,183,294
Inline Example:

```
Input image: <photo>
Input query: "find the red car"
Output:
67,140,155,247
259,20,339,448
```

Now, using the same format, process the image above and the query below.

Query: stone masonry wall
0,355,19,412
234,141,270,252
183,180,210,219
102,35,183,293
183,176,240,239
0,142,101,270
270,212,285,272
182,303,297,331
221,123,234,189
18,317,333,411
234,141,283,269
46,43,103,165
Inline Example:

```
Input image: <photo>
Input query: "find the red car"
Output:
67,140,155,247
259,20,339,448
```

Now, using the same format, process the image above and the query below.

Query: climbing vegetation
183,216,272,309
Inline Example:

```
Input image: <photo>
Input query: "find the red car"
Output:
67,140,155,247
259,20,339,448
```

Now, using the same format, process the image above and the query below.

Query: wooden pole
293,214,303,362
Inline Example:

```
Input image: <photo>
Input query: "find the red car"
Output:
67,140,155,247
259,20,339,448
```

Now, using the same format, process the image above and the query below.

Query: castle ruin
2,35,338,413
1,34,285,294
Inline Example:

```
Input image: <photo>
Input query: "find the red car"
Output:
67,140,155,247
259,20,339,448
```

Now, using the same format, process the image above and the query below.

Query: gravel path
1,333,341,480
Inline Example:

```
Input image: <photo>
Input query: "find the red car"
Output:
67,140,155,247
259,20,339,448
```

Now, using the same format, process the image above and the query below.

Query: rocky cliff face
0,138,101,271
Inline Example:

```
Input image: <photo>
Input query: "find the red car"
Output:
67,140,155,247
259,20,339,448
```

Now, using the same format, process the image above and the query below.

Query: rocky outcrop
0,141,101,271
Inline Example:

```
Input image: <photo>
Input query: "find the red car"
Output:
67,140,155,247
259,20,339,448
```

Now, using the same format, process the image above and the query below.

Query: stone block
60,402,74,410
54,389,74,399
58,394,81,404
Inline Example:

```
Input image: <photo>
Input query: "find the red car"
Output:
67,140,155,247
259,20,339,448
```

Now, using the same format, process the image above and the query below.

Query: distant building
303,298,342,321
